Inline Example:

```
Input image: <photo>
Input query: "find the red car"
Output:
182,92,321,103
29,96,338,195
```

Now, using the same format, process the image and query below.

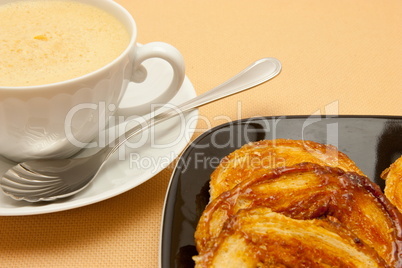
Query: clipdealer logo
63,99,341,169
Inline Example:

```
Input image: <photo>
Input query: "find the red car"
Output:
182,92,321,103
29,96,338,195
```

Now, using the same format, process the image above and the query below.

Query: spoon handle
166,57,281,114
107,57,281,158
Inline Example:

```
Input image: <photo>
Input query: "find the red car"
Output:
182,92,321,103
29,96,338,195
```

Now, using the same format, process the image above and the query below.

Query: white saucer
0,58,198,216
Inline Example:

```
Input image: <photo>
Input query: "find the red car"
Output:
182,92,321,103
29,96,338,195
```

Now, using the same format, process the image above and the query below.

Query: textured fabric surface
0,0,401,267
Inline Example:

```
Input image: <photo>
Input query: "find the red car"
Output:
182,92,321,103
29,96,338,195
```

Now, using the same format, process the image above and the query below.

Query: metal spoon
0,58,281,202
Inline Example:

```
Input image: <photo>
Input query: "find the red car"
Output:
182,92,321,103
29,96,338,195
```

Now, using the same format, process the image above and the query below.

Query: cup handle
117,42,185,116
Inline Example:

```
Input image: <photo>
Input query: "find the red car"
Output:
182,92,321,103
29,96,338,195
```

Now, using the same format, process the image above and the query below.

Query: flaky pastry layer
383,156,402,213
209,139,364,201
194,207,388,267
196,163,402,267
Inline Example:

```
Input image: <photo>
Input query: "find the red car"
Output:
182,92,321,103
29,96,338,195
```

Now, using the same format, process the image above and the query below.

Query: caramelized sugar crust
383,156,402,212
209,139,364,201
195,163,402,267
194,207,388,267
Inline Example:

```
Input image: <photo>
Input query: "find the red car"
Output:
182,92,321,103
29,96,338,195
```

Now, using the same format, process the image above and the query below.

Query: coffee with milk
0,0,130,87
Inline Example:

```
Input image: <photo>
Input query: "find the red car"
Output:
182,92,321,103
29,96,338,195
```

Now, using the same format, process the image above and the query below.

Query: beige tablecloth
1,0,401,267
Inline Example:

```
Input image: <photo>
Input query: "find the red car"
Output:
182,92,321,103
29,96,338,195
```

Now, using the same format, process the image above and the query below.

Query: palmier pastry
382,156,402,212
194,207,388,267
195,163,402,267
209,139,364,200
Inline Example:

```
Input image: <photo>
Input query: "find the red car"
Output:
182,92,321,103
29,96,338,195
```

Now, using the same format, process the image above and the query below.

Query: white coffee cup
0,0,185,162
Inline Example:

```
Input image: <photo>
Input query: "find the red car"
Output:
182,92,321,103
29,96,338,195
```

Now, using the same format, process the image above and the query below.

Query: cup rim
0,0,137,90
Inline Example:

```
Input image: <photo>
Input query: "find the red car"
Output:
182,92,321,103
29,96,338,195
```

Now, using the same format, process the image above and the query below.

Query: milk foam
0,1,130,87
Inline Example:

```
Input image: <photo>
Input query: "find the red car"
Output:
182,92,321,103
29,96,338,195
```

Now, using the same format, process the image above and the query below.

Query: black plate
160,115,402,268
